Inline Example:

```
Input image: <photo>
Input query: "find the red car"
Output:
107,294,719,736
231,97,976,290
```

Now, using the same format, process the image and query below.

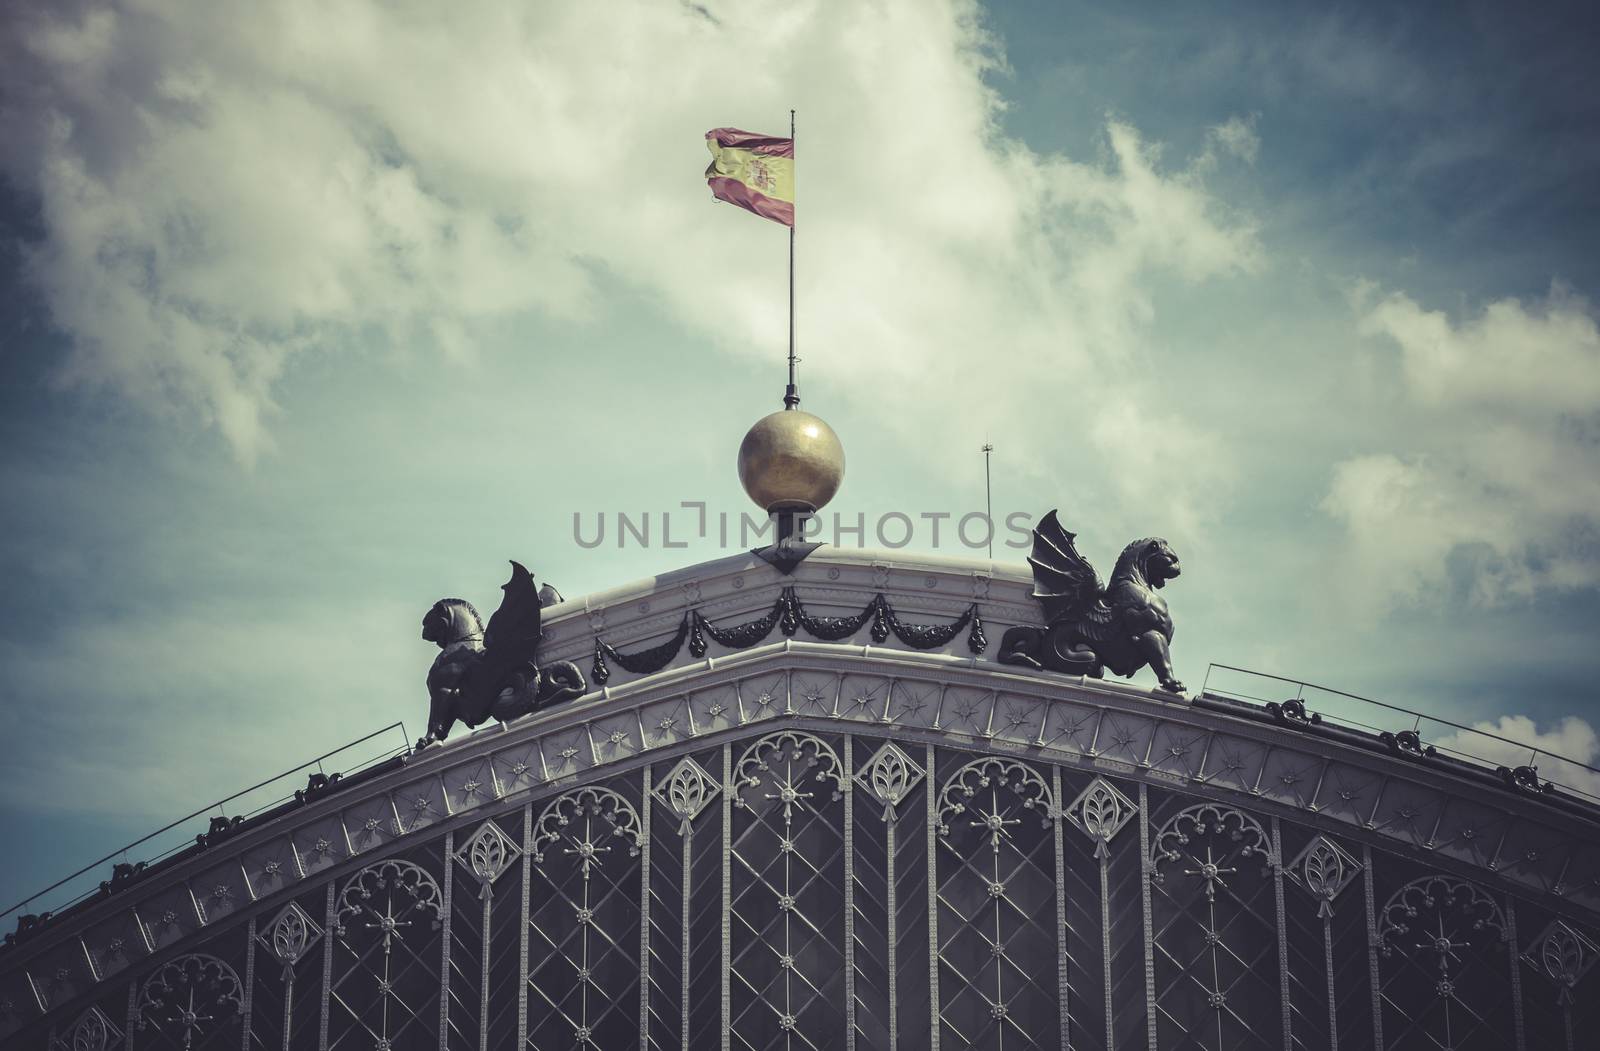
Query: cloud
1359,285,1600,415
1323,285,1600,607
1,0,1258,481
1431,714,1600,800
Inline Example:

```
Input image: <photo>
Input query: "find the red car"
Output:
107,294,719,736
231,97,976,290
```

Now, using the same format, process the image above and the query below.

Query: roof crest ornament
417,561,586,749
998,509,1185,693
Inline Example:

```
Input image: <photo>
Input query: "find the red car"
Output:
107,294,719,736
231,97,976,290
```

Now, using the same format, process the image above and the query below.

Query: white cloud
1432,714,1600,800
2,0,1259,483
1359,286,1600,415
1323,285,1600,607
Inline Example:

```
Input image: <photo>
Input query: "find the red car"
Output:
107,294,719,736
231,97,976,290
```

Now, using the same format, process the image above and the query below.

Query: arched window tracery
136,953,244,1050
934,755,1058,1049
327,859,445,1051
525,786,644,1049
1377,874,1513,1051
1147,802,1279,1050
728,730,846,1050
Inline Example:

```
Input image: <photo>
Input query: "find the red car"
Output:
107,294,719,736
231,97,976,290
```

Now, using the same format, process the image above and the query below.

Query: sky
1,0,1598,914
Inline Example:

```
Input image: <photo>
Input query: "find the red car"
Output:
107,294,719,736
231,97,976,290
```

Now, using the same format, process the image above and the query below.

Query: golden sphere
737,409,845,513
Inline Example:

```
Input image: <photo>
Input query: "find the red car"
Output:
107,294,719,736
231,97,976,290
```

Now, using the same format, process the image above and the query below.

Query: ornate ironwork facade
4,551,1598,1050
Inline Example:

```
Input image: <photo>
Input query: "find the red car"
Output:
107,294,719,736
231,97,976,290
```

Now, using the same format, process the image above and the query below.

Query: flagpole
784,108,799,410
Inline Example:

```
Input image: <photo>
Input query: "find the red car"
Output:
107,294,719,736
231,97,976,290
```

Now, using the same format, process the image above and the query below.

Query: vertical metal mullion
1272,818,1291,1050
520,803,532,1050
926,743,941,1051
1364,845,1383,1050
1507,898,1526,1051
1102,827,1115,1051
844,735,857,1051
1139,782,1155,1051
440,830,454,1051
479,870,493,1051
721,742,733,1051
886,788,900,1051
240,915,256,1043
1053,764,1070,1051
319,882,335,1051
242,916,256,1051
682,818,693,1051
127,979,139,1051
640,764,653,1051
1323,909,1338,1051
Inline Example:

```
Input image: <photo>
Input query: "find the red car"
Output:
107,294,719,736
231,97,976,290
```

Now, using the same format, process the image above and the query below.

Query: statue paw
1159,679,1186,694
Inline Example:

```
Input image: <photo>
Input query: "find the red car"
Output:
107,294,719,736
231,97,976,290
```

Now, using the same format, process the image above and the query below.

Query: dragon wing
459,561,545,724
1027,510,1105,624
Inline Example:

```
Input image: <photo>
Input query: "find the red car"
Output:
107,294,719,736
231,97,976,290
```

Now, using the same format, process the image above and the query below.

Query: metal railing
1,721,412,926
1201,664,1600,807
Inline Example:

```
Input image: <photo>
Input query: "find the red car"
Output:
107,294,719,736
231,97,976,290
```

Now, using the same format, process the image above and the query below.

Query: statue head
1115,537,1181,589
422,598,485,648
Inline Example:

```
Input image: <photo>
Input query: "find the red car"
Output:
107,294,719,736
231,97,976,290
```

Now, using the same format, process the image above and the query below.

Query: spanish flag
705,127,794,227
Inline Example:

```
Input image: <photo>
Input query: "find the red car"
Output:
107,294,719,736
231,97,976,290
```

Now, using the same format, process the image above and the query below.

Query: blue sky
1,0,1597,913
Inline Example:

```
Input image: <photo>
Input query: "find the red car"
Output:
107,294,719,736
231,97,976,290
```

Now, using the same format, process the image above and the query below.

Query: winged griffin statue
417,561,586,748
999,510,1186,693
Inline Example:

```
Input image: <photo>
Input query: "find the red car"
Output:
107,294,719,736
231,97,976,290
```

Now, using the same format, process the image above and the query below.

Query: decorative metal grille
934,755,1059,1048
14,727,1597,1051
526,787,644,1050
1377,874,1514,1051
58,1005,122,1051
1522,917,1599,1051
854,741,928,1051
136,953,244,1050
1148,801,1279,1050
328,858,445,1051
728,731,846,1050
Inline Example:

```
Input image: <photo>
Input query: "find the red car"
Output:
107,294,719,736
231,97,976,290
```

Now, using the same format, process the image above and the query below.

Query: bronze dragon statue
417,561,586,748
999,510,1185,693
